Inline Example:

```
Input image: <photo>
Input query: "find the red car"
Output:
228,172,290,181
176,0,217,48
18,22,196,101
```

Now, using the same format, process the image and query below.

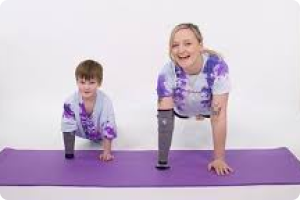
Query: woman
156,23,233,175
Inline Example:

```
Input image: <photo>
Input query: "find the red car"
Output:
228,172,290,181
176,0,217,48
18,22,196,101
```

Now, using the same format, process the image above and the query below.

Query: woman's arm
210,93,228,160
208,93,233,175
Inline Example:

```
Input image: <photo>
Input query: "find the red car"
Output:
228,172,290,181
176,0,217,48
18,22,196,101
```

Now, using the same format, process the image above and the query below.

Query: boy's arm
103,138,112,154
99,95,117,161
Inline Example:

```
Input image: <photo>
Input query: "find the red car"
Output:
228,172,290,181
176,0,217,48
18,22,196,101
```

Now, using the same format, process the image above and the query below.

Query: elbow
210,113,226,125
211,115,222,124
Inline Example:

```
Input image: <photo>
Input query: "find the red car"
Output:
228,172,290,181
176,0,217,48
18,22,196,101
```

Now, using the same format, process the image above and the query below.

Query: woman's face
170,28,203,71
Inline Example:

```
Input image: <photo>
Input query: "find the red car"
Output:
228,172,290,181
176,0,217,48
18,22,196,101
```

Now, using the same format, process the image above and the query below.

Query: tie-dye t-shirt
61,90,117,141
157,53,230,117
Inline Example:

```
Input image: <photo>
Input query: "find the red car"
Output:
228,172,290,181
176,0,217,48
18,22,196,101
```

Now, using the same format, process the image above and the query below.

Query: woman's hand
208,159,233,175
99,151,114,162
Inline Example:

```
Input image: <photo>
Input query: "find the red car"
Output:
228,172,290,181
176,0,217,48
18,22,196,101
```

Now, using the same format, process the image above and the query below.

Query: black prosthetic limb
63,132,75,159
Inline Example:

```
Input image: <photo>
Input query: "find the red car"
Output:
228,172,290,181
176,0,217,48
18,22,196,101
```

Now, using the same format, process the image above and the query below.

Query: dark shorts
173,110,210,119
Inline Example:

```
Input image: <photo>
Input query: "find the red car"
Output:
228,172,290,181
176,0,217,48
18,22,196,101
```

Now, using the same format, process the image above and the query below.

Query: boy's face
77,77,99,100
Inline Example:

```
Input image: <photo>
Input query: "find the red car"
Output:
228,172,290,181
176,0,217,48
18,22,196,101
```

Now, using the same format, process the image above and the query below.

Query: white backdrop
0,0,299,155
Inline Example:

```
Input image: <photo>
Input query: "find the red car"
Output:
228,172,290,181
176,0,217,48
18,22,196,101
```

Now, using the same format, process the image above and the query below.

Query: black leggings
173,111,210,119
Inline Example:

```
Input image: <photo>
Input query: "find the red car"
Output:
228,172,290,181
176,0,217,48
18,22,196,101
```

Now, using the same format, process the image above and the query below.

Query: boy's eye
172,44,179,48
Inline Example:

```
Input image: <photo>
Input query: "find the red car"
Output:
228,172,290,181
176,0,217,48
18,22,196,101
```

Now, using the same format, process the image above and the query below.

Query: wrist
213,154,225,161
103,149,111,154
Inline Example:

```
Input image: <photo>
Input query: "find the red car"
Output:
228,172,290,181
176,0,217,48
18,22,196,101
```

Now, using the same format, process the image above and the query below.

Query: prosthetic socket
63,132,75,158
158,109,174,163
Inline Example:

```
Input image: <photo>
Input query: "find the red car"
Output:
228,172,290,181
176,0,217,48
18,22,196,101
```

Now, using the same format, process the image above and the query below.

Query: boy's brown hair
75,59,103,85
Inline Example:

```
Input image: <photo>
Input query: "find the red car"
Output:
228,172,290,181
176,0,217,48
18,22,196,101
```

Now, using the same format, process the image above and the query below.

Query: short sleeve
61,101,78,133
212,59,231,94
157,62,175,98
100,96,117,140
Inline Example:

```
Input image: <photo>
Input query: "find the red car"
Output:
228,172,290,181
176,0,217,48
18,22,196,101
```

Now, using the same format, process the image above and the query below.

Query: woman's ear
199,42,204,53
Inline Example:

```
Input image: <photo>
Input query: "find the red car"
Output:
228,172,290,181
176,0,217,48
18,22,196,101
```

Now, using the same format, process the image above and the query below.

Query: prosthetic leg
63,132,75,159
156,109,174,170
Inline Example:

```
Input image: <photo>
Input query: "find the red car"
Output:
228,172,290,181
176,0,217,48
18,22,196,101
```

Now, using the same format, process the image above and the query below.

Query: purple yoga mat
0,147,300,187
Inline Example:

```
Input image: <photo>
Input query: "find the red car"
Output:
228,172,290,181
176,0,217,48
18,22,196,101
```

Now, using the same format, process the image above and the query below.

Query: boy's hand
99,151,114,161
99,138,114,161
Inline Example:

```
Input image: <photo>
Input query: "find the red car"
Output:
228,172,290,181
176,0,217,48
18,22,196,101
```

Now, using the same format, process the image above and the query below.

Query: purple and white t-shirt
157,53,230,117
61,90,117,141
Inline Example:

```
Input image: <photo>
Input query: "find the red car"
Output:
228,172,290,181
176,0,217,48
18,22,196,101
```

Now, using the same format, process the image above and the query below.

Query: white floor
0,185,300,200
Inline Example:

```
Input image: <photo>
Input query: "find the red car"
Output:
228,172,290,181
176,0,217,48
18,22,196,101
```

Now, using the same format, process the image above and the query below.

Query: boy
61,59,117,161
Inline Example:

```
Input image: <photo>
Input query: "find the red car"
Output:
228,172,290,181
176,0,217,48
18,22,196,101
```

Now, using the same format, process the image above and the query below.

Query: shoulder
203,53,228,75
96,90,113,105
206,53,224,67
160,60,176,74
64,92,78,105
158,61,177,81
